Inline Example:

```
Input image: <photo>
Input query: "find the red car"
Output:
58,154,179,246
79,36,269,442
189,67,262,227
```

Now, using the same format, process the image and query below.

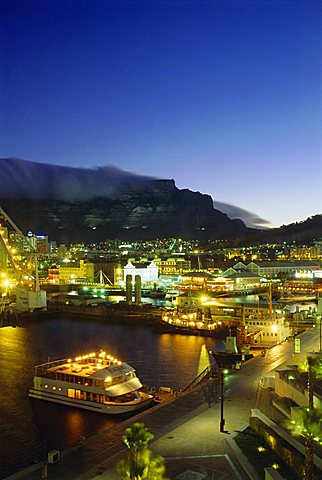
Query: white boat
29,351,153,414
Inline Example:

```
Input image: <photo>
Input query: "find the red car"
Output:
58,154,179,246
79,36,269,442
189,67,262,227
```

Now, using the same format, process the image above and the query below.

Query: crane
0,207,46,311
0,207,36,284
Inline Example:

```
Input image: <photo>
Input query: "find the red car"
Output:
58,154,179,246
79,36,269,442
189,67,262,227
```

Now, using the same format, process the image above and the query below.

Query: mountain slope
237,215,322,245
0,158,249,242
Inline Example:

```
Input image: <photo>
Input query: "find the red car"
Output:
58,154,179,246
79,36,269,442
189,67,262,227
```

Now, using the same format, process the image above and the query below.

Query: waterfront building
226,260,321,278
58,260,95,284
153,257,191,275
178,271,215,291
178,271,235,292
47,265,60,285
225,271,261,292
16,287,47,312
280,276,322,296
123,260,158,285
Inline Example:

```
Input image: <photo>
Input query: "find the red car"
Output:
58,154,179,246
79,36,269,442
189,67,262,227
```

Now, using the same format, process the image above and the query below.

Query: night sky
1,0,322,228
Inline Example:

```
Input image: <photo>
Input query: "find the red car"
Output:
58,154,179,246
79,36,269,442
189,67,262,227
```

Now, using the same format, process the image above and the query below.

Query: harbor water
0,315,220,478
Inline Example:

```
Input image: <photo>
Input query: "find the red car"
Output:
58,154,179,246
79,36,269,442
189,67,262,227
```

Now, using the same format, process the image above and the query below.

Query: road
224,326,320,422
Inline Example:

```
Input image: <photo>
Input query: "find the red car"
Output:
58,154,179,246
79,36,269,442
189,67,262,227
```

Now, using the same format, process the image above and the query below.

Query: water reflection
30,401,116,452
0,316,217,477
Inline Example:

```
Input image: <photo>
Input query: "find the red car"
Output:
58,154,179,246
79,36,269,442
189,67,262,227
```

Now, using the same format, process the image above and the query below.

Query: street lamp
220,368,229,433
209,350,230,433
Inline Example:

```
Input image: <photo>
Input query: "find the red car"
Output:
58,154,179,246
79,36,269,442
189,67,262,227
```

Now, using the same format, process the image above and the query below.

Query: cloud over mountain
0,157,269,230
0,157,251,241
0,157,155,200
213,201,271,228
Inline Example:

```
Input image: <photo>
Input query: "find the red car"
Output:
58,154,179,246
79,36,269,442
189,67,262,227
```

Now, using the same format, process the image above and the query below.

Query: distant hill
237,215,322,245
0,158,249,242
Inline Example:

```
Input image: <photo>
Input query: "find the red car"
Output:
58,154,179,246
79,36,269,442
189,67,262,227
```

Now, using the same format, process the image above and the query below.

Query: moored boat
29,351,153,414
158,312,230,337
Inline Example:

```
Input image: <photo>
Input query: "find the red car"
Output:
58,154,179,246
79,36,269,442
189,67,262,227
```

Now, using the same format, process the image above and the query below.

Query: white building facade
123,261,158,284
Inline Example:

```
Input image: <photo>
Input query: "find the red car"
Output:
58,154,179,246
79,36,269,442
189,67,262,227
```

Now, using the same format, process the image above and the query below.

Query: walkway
5,325,321,480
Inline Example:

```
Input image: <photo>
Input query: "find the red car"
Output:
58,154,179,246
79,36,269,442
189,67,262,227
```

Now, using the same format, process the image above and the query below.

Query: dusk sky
1,0,322,228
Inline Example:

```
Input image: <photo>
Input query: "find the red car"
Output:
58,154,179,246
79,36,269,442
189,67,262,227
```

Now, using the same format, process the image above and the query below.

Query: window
68,388,75,398
75,390,82,399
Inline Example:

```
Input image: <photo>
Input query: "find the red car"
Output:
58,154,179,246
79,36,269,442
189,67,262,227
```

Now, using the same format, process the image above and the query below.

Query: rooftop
36,352,133,379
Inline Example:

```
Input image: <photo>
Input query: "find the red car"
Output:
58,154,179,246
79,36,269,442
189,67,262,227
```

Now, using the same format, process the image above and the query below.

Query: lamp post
219,368,229,432
220,369,225,432
209,351,229,433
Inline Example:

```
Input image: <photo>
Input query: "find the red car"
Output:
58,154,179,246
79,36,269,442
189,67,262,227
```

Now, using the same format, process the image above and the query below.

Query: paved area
5,384,251,480
83,380,260,480
160,455,243,480
5,325,321,480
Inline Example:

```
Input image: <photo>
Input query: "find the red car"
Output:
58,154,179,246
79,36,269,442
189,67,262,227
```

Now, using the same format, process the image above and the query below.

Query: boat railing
34,358,69,375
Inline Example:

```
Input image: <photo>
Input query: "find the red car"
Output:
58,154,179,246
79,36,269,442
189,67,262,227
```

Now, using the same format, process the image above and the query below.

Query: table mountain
0,157,249,242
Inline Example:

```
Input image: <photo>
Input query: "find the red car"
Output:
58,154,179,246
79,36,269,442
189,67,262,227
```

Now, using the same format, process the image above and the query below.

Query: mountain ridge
0,158,249,242
1,158,320,244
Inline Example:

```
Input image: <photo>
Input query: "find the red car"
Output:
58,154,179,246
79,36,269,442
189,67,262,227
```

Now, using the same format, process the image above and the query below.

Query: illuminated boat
29,351,153,414
158,312,230,337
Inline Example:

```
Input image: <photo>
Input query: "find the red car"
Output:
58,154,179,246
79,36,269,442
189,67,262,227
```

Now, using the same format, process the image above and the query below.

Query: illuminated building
290,241,322,260
178,271,234,292
35,234,48,253
47,265,60,285
227,261,321,278
8,232,25,255
178,271,215,290
280,271,322,295
123,260,158,284
153,257,191,274
226,271,261,292
58,260,94,284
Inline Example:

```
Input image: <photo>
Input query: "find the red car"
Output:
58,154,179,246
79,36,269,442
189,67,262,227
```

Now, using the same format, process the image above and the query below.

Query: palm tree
287,353,322,480
287,407,321,480
117,422,168,479
298,354,322,409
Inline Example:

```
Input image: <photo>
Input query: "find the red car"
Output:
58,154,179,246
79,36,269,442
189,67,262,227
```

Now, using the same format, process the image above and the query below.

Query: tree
288,353,322,480
287,407,321,480
117,423,168,480
298,354,322,409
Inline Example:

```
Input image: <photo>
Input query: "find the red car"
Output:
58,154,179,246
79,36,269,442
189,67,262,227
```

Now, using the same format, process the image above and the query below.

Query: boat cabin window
67,389,84,400
112,375,124,385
